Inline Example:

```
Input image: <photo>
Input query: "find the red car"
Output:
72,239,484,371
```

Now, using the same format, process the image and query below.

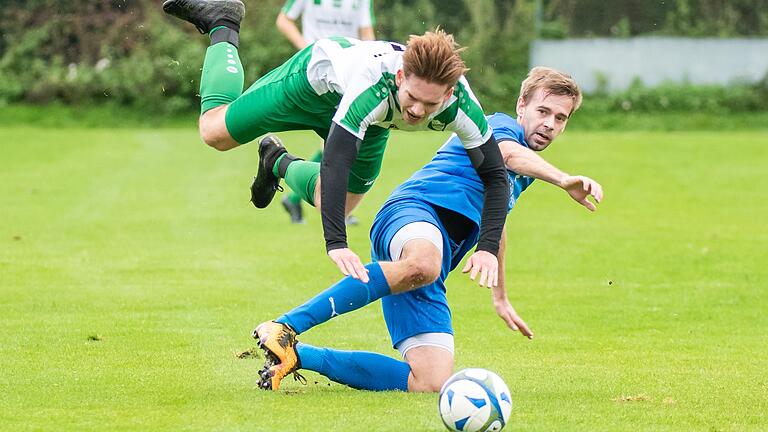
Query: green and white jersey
306,37,491,149
282,0,375,43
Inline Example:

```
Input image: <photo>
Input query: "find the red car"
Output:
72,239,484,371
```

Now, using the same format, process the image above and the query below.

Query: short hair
520,67,582,113
403,28,469,87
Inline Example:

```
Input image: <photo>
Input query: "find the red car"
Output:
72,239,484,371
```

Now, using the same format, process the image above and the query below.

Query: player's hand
559,175,603,211
461,250,499,288
493,297,533,339
328,248,369,283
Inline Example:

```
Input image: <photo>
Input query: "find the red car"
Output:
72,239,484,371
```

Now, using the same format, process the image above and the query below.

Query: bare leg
406,346,454,392
199,105,240,151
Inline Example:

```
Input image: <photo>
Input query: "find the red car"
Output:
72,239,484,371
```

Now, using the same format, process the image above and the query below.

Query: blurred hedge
1,0,767,116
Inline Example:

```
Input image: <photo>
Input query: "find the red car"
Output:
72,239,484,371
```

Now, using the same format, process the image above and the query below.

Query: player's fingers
351,260,368,282
343,259,360,279
469,263,480,280
589,182,601,201
335,259,351,277
462,259,472,273
341,256,363,280
594,184,604,203
501,311,518,331
580,197,596,212
478,267,489,287
490,268,499,288
353,258,369,283
514,316,533,338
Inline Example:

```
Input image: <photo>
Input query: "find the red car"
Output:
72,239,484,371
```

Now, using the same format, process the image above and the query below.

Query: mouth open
535,131,551,142
405,111,421,123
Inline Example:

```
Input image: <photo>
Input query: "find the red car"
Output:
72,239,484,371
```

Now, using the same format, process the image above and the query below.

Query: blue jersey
373,113,537,345
385,112,535,236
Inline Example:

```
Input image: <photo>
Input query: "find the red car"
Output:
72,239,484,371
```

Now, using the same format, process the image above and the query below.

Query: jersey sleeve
281,0,305,20
358,0,375,27
332,74,390,140
487,113,529,148
447,77,492,150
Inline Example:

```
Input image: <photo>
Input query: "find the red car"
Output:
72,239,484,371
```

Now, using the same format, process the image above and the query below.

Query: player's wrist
326,242,349,254
476,244,499,257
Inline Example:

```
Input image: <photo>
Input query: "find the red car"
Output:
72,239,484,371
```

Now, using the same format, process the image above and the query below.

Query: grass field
1,126,767,431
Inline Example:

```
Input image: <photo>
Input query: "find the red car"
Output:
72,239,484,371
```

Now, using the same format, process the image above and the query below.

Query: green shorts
225,46,389,194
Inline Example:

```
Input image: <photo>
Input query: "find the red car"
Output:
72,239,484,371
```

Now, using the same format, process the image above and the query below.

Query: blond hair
403,28,469,86
520,67,582,113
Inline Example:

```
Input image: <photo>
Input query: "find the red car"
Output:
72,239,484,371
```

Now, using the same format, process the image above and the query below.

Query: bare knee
402,255,441,289
199,107,238,151
410,368,452,392
407,347,454,392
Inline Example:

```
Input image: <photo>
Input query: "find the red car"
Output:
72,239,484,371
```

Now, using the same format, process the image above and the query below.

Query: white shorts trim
396,332,455,358
388,221,443,261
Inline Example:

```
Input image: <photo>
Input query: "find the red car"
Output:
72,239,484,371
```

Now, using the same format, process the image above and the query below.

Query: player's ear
516,96,525,118
443,86,454,101
396,69,404,87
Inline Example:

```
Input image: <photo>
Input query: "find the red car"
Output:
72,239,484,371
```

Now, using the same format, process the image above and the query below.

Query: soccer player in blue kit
253,67,604,392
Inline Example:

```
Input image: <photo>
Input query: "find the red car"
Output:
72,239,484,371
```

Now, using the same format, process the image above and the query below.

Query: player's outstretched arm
489,226,533,338
559,175,603,211
321,123,369,282
499,140,603,211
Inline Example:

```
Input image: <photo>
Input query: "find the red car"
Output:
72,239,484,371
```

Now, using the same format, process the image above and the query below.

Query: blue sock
276,263,390,334
297,343,410,391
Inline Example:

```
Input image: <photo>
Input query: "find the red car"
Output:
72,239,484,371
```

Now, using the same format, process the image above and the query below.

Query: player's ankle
210,26,239,48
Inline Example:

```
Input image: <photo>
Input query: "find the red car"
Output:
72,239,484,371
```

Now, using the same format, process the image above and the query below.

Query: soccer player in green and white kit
162,0,510,287
277,0,376,50
275,0,377,224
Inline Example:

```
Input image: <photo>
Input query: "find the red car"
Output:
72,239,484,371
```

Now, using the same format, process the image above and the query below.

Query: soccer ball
438,368,512,432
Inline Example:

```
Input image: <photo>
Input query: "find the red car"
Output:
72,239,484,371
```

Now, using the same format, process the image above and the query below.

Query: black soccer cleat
281,197,305,224
250,135,287,209
162,0,245,34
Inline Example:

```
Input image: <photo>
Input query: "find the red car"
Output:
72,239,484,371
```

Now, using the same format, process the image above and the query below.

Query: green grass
1,126,767,431
2,103,768,131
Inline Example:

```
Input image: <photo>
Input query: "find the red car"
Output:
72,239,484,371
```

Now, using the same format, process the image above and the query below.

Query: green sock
199,39,244,114
285,150,323,204
279,159,320,207
287,190,302,205
310,149,323,163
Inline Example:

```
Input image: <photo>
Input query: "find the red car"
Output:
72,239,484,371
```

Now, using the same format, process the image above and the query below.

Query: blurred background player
276,0,377,224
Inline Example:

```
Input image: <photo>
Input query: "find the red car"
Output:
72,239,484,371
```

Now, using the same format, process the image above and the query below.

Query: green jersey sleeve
446,77,492,149
332,73,391,139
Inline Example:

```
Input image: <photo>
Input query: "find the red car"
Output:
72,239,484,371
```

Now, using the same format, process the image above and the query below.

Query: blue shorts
370,198,467,348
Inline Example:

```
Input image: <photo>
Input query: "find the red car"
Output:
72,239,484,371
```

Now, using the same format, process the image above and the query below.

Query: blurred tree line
0,0,766,115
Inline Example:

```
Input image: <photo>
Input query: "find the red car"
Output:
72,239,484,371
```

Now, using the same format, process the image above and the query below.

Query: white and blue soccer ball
438,368,512,432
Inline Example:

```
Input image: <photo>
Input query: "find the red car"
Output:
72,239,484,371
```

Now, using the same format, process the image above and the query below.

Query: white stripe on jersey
306,37,491,147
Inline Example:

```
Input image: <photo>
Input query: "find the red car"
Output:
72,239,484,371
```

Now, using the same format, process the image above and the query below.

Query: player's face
516,88,574,151
396,70,453,125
